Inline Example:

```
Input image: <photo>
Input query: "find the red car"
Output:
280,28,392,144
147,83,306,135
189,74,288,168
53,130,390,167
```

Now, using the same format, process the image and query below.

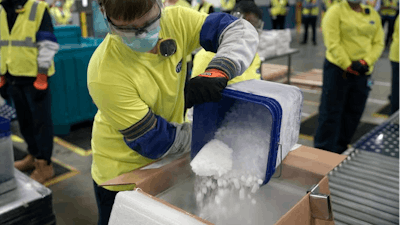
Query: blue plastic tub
191,88,282,185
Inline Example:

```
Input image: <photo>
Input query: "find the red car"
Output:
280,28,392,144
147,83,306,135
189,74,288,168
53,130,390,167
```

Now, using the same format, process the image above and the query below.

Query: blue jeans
391,61,399,114
7,76,54,163
93,180,118,225
314,59,371,154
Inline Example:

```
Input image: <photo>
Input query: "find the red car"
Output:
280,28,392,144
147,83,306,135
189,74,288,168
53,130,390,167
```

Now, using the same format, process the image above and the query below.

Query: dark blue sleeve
124,115,176,160
200,12,238,53
37,8,57,43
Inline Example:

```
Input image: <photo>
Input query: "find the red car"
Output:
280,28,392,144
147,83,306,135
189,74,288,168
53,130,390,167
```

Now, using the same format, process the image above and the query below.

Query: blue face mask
55,1,62,7
120,26,161,52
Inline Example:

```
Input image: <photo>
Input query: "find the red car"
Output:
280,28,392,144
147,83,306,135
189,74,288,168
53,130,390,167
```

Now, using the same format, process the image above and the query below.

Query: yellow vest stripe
11,37,36,47
29,2,39,21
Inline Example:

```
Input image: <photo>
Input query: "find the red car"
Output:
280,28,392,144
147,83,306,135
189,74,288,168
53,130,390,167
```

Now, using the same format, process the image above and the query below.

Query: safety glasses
106,4,162,37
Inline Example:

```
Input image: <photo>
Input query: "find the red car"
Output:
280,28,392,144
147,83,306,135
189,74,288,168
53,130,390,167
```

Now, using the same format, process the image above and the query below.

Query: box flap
100,153,192,196
283,145,346,176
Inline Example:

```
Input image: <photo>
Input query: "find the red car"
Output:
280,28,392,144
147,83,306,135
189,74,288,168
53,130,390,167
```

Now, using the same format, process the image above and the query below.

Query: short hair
232,1,262,20
98,0,158,21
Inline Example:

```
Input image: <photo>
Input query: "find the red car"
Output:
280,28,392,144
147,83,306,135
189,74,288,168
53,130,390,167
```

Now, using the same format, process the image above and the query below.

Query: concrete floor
9,29,395,225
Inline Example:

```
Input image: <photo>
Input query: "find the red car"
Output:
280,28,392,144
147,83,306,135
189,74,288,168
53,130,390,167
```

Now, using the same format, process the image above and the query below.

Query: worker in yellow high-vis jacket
379,0,399,46
192,1,263,84
269,0,289,29
301,0,319,45
194,0,214,14
0,0,59,183
389,16,399,114
88,0,259,224
315,0,384,154
49,0,75,25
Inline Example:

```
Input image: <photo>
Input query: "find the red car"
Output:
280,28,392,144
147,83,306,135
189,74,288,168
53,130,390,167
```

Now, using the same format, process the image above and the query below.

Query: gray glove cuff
161,122,192,158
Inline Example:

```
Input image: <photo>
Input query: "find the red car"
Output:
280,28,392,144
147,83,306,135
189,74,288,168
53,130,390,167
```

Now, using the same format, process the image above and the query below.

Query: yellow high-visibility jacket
389,16,399,62
49,0,74,25
380,0,399,16
0,0,55,76
322,0,384,74
173,0,192,8
323,0,341,11
220,0,235,11
194,1,213,14
271,0,288,16
302,0,319,16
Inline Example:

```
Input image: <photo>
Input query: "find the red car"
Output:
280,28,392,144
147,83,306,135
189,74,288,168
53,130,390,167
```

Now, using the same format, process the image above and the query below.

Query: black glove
184,69,229,109
349,60,369,76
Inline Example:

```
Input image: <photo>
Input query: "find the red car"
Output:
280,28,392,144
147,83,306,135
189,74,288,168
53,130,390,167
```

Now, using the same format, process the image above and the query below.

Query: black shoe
300,41,307,45
313,42,317,46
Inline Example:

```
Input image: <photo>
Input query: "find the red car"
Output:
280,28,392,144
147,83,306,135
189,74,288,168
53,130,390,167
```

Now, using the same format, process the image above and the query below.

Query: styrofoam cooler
0,116,16,195
191,79,303,185
109,190,208,225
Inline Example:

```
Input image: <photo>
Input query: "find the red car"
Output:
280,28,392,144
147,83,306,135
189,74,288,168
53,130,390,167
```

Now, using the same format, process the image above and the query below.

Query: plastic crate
51,39,103,135
53,25,82,45
191,85,283,185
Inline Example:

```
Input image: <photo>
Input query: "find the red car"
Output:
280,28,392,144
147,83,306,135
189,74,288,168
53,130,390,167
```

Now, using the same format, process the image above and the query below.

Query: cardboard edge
275,175,335,225
100,153,193,196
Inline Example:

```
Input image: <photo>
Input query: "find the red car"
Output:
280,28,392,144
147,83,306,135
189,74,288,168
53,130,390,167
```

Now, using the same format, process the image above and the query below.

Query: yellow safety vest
389,16,399,62
0,0,55,76
49,0,74,25
271,0,288,16
220,0,235,11
303,0,319,15
380,0,398,16
194,2,213,14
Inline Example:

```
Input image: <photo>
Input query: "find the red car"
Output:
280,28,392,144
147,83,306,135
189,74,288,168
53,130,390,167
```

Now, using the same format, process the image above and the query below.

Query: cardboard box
101,145,347,224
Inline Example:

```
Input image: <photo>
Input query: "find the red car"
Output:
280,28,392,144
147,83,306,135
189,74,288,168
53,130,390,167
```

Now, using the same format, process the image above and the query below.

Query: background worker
49,0,75,25
301,0,319,45
193,0,214,14
269,0,289,29
220,0,236,12
0,0,59,183
379,0,398,46
314,0,384,154
88,0,258,224
389,15,399,114
192,1,263,84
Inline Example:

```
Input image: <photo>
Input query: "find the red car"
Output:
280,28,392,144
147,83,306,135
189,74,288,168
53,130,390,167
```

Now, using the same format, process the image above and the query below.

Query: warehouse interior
0,0,398,224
